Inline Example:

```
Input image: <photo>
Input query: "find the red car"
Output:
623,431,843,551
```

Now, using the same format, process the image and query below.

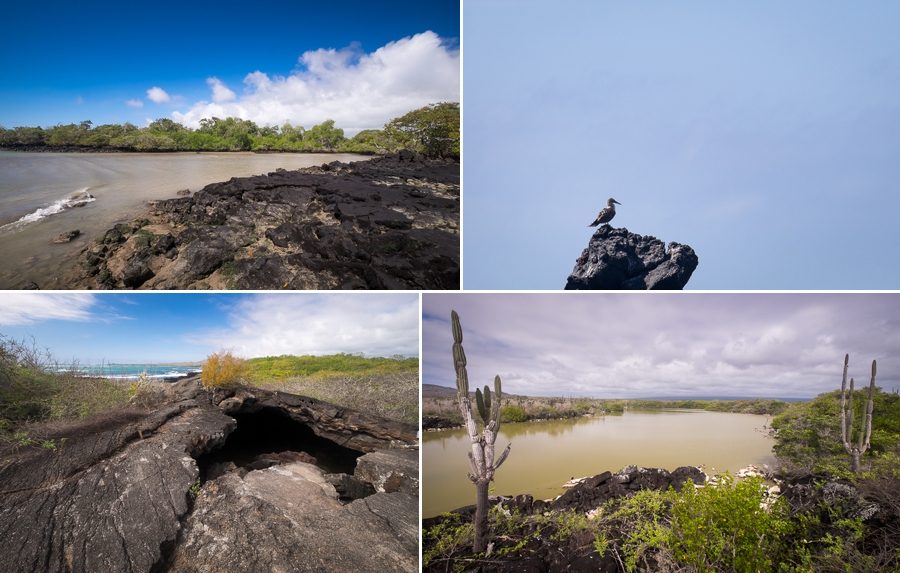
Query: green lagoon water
423,409,775,517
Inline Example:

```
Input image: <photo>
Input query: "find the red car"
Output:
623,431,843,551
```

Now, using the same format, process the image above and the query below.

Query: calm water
0,151,365,288
423,409,775,517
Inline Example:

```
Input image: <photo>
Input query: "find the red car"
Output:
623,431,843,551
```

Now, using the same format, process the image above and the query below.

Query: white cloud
0,294,96,326
206,77,236,103
422,294,900,399
172,31,459,135
146,86,171,103
190,294,419,358
125,99,144,108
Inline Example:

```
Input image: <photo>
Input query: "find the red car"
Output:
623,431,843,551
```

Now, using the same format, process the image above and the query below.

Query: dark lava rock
176,188,191,196
73,153,459,289
122,256,154,288
540,465,705,514
51,229,81,244
0,378,417,573
565,226,698,290
422,415,460,430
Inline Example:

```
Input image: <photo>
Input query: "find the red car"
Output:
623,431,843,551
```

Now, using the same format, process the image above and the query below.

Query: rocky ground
0,378,419,573
424,465,899,573
566,226,698,290
68,151,459,289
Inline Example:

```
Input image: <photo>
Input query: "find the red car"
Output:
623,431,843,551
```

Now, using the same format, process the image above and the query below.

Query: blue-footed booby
588,198,621,227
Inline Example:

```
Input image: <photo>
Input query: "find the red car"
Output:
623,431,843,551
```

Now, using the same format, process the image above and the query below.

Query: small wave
0,187,95,231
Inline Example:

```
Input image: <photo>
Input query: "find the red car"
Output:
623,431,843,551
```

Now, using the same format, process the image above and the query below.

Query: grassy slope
245,354,419,425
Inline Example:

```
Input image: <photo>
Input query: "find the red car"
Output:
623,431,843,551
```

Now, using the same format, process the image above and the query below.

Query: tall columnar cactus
451,310,511,553
839,354,877,473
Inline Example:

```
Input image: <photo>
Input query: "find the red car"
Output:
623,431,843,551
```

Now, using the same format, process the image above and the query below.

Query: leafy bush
501,404,528,423
201,352,248,389
669,476,793,572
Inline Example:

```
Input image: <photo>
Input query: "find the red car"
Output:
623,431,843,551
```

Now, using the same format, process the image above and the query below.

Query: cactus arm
846,377,855,451
840,354,849,446
476,388,489,424
493,443,512,471
861,360,877,454
484,386,492,418
492,376,503,426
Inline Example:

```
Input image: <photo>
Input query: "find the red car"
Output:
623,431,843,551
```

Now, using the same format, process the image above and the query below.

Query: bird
588,198,622,227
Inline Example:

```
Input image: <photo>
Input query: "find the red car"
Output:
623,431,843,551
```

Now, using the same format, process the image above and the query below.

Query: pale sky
423,293,900,399
463,1,900,289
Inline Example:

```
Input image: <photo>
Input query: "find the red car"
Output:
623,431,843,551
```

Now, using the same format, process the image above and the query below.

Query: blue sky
463,1,900,289
0,293,419,364
423,293,900,399
0,1,459,131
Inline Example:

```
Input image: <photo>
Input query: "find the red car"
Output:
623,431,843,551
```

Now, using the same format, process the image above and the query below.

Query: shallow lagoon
423,409,774,517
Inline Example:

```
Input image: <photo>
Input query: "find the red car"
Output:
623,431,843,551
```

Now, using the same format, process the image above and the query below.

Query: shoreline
0,145,376,155
63,151,459,290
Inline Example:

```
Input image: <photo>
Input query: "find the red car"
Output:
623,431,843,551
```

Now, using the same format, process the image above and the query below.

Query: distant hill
423,383,457,399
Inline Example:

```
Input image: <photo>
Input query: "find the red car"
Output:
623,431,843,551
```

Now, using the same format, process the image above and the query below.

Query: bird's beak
613,200,622,205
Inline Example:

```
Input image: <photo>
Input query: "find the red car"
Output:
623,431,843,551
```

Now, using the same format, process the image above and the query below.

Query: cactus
839,354,877,473
450,310,511,553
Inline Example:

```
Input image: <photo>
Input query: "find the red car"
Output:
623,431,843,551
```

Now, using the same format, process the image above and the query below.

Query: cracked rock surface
0,378,417,573
71,151,459,290
167,460,418,573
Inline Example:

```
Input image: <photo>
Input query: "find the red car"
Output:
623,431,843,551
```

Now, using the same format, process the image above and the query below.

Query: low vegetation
244,353,418,425
0,335,160,450
425,474,894,572
0,102,459,158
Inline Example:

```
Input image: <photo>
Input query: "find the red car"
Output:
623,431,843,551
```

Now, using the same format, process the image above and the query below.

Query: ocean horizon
55,363,202,381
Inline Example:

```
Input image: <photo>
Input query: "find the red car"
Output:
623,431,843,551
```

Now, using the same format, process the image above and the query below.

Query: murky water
0,151,366,288
423,409,775,517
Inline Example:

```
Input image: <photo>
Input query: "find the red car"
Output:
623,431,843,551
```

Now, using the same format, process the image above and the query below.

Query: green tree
382,102,460,158
305,119,345,150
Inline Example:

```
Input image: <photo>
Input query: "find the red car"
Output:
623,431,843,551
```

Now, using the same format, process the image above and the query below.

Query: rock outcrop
0,378,418,573
565,226,698,290
71,151,459,290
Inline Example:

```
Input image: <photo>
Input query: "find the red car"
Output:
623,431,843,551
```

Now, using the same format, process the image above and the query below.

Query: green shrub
669,476,793,572
500,404,528,423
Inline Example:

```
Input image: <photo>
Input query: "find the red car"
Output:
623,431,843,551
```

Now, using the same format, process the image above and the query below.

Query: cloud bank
423,294,900,399
0,294,96,326
191,294,419,358
171,31,459,134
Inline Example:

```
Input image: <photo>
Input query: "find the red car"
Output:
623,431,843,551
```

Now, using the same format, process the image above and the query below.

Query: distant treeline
423,395,789,429
0,102,459,158
627,398,790,415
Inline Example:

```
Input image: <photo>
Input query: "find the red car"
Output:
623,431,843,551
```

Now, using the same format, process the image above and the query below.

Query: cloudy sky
464,1,900,289
423,293,900,399
0,293,418,364
0,1,458,134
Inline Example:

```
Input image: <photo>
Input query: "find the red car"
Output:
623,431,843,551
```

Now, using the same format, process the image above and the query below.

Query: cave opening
196,406,364,481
